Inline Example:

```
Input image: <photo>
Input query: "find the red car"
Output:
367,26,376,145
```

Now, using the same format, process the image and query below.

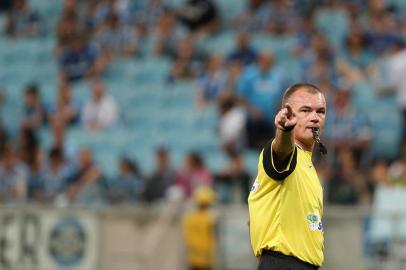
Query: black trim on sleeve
262,140,298,181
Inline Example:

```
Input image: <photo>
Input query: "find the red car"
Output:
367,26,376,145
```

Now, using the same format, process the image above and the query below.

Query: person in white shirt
82,78,119,131
218,94,247,152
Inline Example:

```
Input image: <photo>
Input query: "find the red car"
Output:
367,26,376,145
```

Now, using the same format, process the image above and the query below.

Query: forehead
288,89,326,109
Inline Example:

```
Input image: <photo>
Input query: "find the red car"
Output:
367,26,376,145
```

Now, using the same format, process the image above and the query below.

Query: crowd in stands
0,0,406,207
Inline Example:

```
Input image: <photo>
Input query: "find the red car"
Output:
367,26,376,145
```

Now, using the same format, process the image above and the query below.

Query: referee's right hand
275,103,297,132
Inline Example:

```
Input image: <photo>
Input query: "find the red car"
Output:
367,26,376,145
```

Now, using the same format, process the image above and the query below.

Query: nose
310,111,320,124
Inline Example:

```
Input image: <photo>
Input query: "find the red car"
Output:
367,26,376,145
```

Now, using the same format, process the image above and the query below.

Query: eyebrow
299,105,326,111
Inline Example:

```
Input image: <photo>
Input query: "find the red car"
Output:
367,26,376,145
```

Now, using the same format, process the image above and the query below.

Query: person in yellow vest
248,83,327,270
182,186,217,270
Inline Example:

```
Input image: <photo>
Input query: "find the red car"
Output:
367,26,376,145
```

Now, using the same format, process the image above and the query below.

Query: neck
295,139,314,152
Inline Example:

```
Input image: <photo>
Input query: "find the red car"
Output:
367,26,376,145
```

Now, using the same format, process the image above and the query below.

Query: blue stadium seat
163,0,185,8
244,150,259,176
202,31,236,54
205,150,229,172
369,187,406,242
94,149,120,178
214,0,246,21
314,8,350,49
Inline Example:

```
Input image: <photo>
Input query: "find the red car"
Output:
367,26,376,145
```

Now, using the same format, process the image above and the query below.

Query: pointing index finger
284,103,294,117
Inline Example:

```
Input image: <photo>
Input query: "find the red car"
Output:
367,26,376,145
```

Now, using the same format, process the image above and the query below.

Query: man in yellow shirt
182,186,217,270
248,83,327,270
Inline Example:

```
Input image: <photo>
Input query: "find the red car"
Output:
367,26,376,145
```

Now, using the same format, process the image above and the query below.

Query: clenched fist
275,103,297,132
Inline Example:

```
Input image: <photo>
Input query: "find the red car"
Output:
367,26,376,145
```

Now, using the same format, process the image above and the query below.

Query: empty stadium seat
369,187,406,242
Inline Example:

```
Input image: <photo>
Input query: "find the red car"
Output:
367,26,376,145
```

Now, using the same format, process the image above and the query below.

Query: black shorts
257,250,320,270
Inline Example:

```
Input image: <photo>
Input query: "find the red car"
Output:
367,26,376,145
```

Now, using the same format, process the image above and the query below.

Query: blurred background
0,0,406,269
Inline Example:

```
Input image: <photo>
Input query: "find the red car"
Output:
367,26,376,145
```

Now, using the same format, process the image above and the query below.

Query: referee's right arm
271,103,297,171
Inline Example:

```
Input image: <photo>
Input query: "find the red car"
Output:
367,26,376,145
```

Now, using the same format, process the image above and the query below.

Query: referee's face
289,90,326,148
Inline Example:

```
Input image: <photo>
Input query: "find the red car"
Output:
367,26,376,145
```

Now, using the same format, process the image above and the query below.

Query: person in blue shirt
196,54,227,107
106,157,144,204
42,146,73,204
4,0,42,38
21,84,47,130
228,31,258,66
324,89,372,168
0,146,28,204
237,51,285,149
59,34,104,84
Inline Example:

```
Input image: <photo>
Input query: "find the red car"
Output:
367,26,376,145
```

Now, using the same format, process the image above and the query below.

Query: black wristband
279,125,295,132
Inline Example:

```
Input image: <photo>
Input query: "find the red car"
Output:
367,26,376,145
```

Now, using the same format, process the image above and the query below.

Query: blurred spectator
0,146,27,204
84,1,108,33
92,0,134,25
366,160,391,198
58,33,106,84
107,157,143,204
4,0,42,38
17,127,41,173
217,94,246,153
0,125,8,156
223,59,243,93
169,36,206,80
293,14,317,55
374,41,406,144
301,32,337,85
237,51,284,149
327,147,370,205
364,12,399,56
227,31,258,66
389,145,406,186
65,148,104,205
16,127,44,202
26,149,43,202
56,10,80,53
152,9,187,57
196,53,226,107
196,59,242,107
50,119,77,161
95,13,138,60
0,89,4,126
144,147,176,202
176,151,213,197
62,0,78,14
233,0,273,32
42,147,72,204
21,84,47,130
341,30,372,71
49,83,80,127
175,0,219,34
214,149,250,204
182,186,217,270
265,0,300,35
133,0,165,28
325,89,372,168
82,78,119,131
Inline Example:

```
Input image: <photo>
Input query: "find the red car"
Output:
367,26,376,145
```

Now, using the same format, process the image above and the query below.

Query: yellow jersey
248,140,324,266
182,209,216,268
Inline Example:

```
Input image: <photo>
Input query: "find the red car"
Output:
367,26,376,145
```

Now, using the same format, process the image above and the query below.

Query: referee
248,83,327,270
